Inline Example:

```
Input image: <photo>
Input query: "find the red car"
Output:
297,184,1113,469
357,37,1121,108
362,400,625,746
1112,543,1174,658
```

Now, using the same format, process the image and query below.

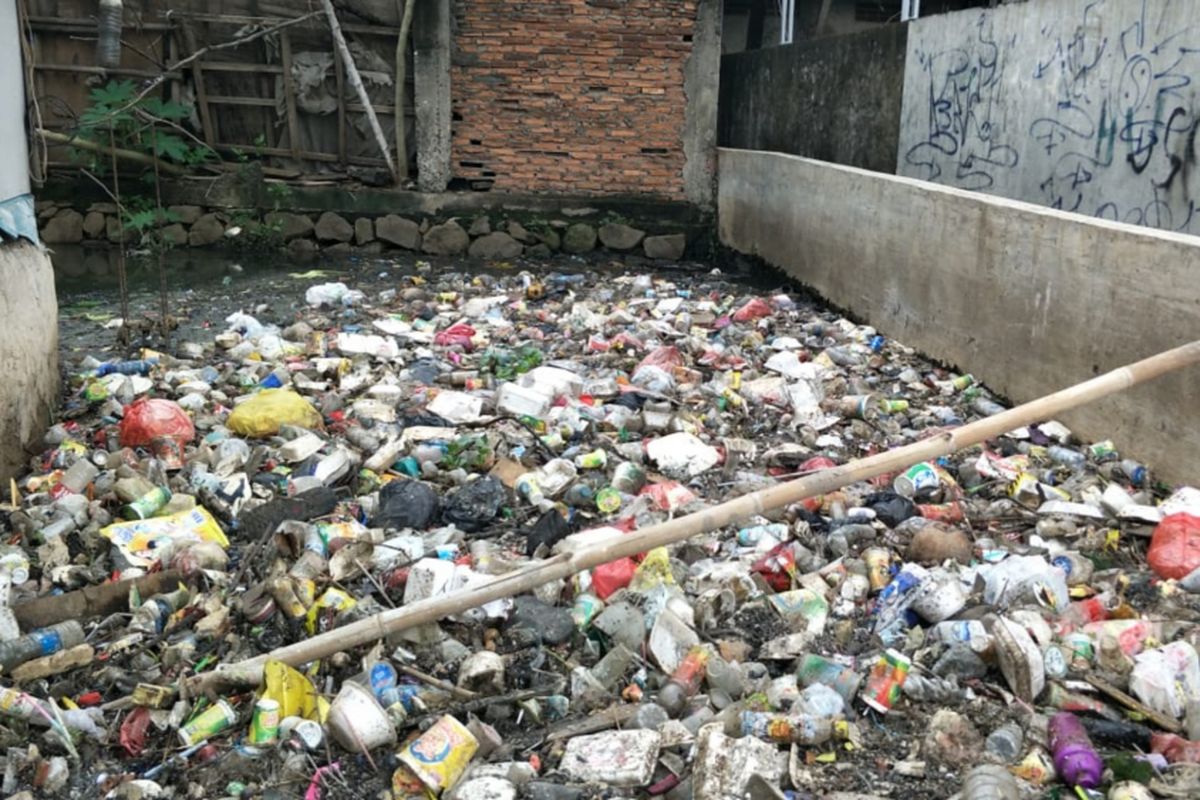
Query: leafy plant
73,80,212,174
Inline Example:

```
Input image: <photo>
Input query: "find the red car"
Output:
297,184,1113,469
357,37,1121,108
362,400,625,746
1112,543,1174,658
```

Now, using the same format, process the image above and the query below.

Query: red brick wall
451,0,698,198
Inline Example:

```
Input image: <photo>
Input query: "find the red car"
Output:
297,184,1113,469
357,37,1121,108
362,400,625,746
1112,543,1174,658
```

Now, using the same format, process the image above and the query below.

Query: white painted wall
0,0,31,205
897,0,1200,234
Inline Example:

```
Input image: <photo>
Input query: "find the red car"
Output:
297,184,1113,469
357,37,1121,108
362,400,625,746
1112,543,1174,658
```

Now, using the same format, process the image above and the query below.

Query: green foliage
72,80,213,175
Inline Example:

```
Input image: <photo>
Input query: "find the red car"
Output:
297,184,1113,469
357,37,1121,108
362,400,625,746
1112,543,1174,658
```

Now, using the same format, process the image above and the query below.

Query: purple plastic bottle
1048,712,1104,788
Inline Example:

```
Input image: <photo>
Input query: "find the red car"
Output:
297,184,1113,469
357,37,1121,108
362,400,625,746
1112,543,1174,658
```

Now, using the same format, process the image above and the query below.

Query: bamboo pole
189,340,1200,692
320,0,397,179
394,0,415,183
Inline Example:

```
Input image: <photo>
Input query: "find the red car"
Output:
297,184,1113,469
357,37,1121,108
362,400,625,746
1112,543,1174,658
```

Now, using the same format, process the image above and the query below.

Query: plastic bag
227,389,323,437
442,476,506,533
592,557,638,600
375,480,441,530
1147,513,1200,580
526,508,570,556
305,282,363,307
119,398,195,447
434,322,477,350
732,297,773,322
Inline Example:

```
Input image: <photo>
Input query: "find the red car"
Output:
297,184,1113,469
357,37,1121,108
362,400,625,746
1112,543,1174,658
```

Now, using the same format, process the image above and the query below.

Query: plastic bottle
658,646,710,717
52,459,99,499
739,711,834,745
985,721,1025,762
96,358,158,376
1118,458,1147,486
0,621,85,671
1046,446,1087,471
961,764,1020,800
128,587,191,635
1047,712,1103,788
96,0,124,68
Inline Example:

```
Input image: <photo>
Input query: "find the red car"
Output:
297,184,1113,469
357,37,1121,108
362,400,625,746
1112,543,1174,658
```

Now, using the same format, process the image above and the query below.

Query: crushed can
860,648,911,713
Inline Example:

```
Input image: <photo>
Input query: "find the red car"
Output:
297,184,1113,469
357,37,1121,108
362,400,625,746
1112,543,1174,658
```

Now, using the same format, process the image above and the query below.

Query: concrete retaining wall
0,240,58,485
899,0,1200,235
719,25,908,173
718,147,1200,484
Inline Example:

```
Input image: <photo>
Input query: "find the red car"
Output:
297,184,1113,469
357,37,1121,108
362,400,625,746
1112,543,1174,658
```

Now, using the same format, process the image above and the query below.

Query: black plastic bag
442,476,507,533
525,508,570,556
375,480,441,530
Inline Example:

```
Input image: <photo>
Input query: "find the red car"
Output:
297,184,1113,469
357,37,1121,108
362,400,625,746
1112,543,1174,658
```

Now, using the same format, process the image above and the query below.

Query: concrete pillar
683,0,723,210
0,240,58,484
415,0,452,193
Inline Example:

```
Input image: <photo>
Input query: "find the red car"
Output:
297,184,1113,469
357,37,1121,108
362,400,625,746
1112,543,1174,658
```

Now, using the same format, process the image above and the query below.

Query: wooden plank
178,24,218,148
212,143,389,169
198,62,284,74
34,64,181,79
206,96,276,108
334,50,347,166
170,11,401,36
279,30,303,161
26,17,173,32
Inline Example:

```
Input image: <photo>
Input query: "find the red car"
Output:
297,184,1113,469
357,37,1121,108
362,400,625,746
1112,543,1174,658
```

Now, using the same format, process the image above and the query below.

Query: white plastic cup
326,682,396,751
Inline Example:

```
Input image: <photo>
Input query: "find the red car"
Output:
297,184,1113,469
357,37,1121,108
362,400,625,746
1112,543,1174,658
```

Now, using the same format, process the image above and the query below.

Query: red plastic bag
119,398,195,447
434,322,476,350
592,557,638,600
120,706,152,756
732,297,773,322
1148,513,1200,579
752,543,797,592
635,346,683,373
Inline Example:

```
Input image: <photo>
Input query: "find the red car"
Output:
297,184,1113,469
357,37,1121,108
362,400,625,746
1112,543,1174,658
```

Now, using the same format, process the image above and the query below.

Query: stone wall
450,0,703,199
719,25,909,173
0,239,58,485
35,199,696,263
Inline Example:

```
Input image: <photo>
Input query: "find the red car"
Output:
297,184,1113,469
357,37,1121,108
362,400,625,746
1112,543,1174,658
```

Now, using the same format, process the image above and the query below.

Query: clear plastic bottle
658,646,710,717
1046,445,1087,471
0,621,85,671
985,721,1024,762
961,764,1019,800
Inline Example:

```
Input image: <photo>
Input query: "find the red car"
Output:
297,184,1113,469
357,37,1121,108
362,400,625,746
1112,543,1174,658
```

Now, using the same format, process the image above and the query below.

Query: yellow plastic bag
226,389,323,437
629,547,676,591
100,507,229,568
261,660,328,722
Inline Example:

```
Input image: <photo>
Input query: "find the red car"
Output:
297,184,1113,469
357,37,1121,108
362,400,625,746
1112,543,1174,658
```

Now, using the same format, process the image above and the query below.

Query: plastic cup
327,681,396,751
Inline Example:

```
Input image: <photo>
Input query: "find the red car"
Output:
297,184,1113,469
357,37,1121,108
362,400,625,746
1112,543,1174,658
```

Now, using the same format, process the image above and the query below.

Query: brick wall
451,0,699,198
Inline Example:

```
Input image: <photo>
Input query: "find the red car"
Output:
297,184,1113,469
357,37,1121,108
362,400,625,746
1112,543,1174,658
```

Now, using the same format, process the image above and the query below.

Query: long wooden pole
190,340,1200,692
320,0,397,179
394,0,415,183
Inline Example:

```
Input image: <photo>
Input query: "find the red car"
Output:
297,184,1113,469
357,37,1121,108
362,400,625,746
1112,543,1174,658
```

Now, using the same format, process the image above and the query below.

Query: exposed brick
451,0,697,199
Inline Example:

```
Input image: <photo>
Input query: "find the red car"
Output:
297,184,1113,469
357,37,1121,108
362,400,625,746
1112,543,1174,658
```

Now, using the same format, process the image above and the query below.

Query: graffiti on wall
903,15,1020,191
900,0,1200,234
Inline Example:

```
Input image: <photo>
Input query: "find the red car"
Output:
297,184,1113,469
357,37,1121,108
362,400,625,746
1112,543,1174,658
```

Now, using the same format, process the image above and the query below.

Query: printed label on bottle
35,630,63,656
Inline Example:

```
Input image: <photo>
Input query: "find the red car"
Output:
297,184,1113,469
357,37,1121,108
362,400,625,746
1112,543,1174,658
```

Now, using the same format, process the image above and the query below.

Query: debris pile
3,262,1200,799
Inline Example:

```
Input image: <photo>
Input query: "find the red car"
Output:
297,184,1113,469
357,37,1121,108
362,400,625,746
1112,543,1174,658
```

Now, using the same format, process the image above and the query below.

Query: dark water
48,244,297,297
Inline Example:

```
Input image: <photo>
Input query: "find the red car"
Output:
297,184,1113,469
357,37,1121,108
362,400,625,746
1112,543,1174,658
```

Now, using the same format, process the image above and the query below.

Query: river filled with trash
3,250,1200,799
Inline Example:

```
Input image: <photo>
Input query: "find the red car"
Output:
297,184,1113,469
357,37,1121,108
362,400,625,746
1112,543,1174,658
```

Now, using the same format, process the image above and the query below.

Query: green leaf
152,133,190,162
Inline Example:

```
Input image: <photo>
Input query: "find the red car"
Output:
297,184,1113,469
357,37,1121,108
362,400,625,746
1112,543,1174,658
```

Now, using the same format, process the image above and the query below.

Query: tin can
248,698,280,745
570,592,604,629
796,654,862,706
122,486,172,520
574,449,608,470
279,716,324,751
398,714,480,792
1062,632,1095,663
893,462,940,498
950,374,975,391
595,487,622,514
860,648,911,713
611,462,646,494
0,546,31,585
179,699,237,746
863,547,891,591
1043,644,1069,679
837,394,880,421
880,398,909,414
